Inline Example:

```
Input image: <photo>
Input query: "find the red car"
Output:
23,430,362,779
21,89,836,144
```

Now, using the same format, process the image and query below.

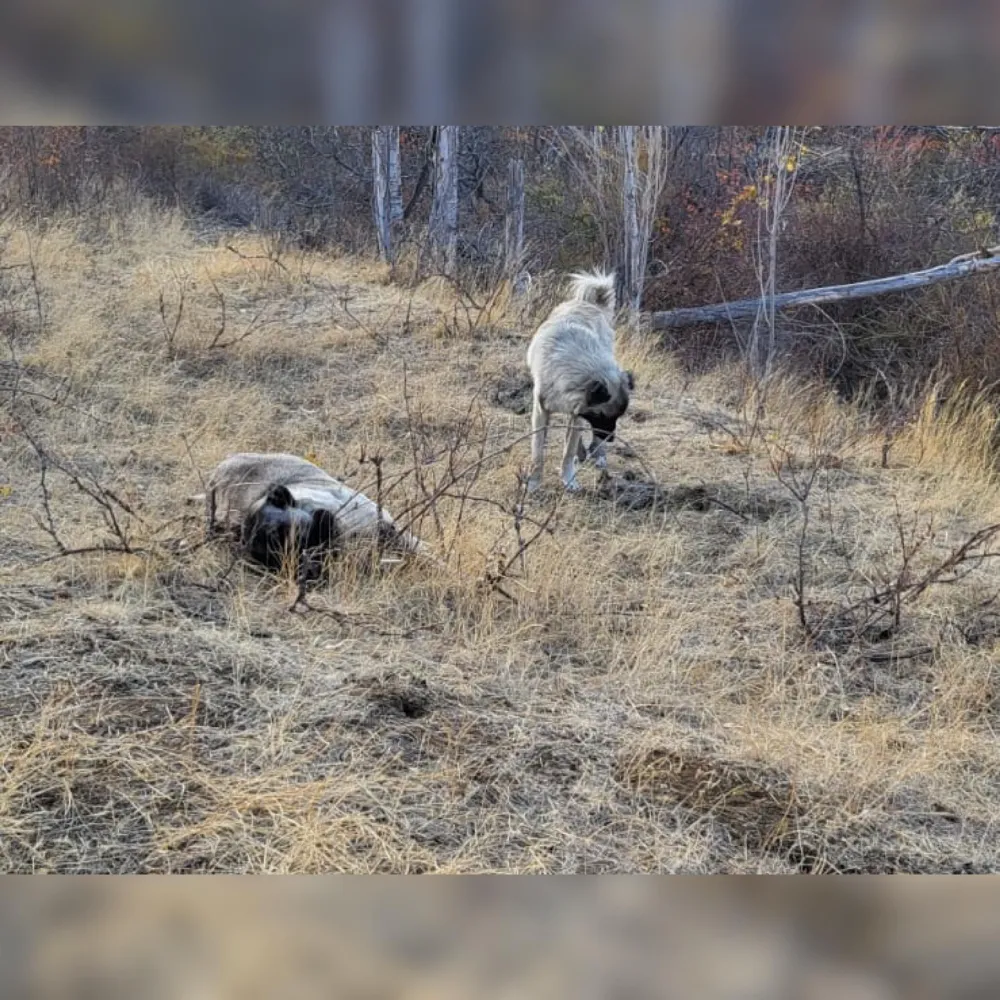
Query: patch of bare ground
1,207,999,872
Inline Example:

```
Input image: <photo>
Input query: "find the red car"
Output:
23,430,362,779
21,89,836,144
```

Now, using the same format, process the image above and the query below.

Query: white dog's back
527,314,618,412
526,270,620,412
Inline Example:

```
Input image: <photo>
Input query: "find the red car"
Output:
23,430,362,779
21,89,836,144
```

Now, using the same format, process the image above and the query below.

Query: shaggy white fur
525,270,633,492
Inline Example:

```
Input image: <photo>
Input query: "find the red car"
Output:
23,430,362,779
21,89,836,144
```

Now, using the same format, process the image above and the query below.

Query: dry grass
2,206,999,873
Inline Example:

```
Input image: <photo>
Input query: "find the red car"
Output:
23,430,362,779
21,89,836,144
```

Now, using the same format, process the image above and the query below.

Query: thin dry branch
157,288,185,356
24,432,143,558
225,242,289,274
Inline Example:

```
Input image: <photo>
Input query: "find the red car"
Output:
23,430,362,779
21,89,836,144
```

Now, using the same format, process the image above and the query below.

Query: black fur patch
584,380,612,407
624,370,635,392
241,489,347,575
265,484,295,509
581,410,618,442
243,502,312,569
307,507,341,551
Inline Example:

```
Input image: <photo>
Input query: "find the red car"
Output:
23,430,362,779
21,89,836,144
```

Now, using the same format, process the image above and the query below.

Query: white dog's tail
568,269,616,315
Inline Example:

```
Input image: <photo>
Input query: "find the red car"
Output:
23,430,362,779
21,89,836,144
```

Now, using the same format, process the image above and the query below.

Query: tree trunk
650,246,1000,330
747,126,798,380
428,125,459,276
504,157,525,282
618,126,670,318
620,126,640,314
371,127,392,263
373,126,405,265
387,126,403,228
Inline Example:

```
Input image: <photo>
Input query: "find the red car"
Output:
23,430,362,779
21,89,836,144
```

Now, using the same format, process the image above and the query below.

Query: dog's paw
593,452,608,470
562,477,582,493
525,477,542,495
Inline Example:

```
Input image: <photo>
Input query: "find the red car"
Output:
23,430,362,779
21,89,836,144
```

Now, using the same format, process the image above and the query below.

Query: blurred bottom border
3,876,1000,999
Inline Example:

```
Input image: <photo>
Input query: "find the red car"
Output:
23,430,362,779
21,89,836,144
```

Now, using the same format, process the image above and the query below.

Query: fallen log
650,245,1000,330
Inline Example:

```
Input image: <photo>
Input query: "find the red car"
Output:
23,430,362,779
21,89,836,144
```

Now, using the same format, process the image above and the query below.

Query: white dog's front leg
561,419,584,491
527,397,549,493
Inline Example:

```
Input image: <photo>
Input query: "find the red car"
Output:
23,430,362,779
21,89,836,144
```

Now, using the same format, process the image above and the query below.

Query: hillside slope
1,210,998,872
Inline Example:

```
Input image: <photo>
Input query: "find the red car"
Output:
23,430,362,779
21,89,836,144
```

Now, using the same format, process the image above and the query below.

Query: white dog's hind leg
527,397,549,493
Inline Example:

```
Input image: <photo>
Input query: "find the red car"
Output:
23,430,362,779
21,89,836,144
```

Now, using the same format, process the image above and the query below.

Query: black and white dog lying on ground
192,452,431,573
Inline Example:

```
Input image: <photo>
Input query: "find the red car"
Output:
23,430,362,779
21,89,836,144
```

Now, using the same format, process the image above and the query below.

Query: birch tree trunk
747,126,800,381
387,126,403,230
373,126,403,264
619,126,671,318
428,125,459,276
504,157,525,282
372,127,392,263
620,126,640,315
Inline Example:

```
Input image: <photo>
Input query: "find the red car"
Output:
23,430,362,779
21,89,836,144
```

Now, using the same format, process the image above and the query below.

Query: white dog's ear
584,379,612,406
624,370,636,392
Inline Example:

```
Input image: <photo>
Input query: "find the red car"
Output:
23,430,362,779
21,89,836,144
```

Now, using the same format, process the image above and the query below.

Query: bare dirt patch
490,367,533,415
595,471,793,520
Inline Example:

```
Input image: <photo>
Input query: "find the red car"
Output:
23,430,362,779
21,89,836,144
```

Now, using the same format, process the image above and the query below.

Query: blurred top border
0,0,996,124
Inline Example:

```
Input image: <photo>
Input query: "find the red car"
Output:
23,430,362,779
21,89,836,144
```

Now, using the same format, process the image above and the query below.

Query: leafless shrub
773,440,1000,648
204,274,228,348
479,474,561,602
22,432,144,560
336,290,387,347
557,126,673,317
426,270,511,340
206,293,284,351
225,240,289,286
157,288,185,358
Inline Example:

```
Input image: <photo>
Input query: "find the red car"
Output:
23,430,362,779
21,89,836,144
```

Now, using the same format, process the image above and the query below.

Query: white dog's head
578,368,635,446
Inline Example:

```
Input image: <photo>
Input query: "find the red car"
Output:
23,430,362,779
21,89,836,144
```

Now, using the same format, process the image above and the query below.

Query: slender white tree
621,126,640,313
504,157,525,281
372,126,403,264
387,126,403,232
428,125,459,276
620,126,671,317
559,126,672,319
748,125,803,381
372,127,391,262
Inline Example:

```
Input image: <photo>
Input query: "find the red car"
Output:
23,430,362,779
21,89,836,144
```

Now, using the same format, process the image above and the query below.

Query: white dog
525,270,634,492
192,452,430,571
